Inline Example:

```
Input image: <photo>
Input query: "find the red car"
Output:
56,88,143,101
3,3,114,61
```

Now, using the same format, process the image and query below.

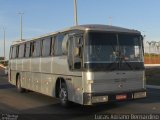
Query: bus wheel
16,75,25,93
59,82,70,107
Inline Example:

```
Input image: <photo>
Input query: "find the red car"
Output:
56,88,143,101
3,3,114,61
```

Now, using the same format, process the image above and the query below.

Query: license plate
116,94,127,100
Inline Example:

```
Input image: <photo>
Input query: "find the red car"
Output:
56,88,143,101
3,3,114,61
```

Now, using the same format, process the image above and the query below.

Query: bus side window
31,41,41,57
42,37,52,57
18,44,25,58
33,40,41,57
51,36,55,55
50,37,53,55
30,42,34,57
32,42,36,57
12,46,17,59
54,34,64,56
16,45,19,58
25,42,30,58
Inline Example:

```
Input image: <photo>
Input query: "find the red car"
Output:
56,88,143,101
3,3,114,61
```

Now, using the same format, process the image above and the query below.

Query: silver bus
8,24,146,106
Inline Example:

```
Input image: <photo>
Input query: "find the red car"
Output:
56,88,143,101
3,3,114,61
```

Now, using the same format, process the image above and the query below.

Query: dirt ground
145,67,160,86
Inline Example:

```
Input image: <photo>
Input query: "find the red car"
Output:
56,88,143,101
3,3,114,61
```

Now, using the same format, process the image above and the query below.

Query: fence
144,41,160,64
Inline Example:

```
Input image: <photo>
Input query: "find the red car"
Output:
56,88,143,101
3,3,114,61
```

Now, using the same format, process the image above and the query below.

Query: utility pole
74,0,78,26
18,12,24,41
2,27,6,61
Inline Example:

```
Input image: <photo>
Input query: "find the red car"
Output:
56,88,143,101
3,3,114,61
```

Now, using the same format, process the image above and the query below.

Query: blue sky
0,0,160,58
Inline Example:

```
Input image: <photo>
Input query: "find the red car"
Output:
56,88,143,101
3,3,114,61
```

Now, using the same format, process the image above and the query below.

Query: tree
0,57,4,60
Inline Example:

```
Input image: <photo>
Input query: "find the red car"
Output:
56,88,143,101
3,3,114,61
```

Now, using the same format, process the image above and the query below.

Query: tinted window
25,42,30,57
12,46,17,59
42,38,52,56
54,34,64,55
88,32,117,45
18,44,25,58
17,45,19,58
32,40,41,57
118,34,141,46
51,37,55,55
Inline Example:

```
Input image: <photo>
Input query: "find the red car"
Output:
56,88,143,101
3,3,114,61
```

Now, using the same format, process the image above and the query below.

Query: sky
0,0,160,59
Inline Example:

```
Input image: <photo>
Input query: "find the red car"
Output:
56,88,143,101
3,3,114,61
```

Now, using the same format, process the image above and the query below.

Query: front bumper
83,89,146,105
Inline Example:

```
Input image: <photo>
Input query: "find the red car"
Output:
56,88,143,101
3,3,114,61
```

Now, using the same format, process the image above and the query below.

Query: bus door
68,34,83,70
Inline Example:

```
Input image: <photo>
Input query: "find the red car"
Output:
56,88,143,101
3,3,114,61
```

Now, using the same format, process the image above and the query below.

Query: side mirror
74,47,80,57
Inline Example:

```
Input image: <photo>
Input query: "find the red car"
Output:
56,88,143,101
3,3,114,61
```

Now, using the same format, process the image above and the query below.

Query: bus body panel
10,70,17,85
31,58,41,72
23,58,31,72
9,56,84,104
16,59,23,71
83,71,145,93
10,59,17,71
41,57,52,73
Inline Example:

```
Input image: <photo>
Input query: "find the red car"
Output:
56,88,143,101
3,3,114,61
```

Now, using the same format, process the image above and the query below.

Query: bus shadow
126,88,160,104
0,84,15,89
21,102,118,119
133,95,160,104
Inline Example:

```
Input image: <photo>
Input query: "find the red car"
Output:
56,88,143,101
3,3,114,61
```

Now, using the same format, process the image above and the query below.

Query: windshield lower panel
84,32,144,71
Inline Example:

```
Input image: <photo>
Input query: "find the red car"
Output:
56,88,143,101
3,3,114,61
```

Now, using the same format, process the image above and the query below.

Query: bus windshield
84,32,143,64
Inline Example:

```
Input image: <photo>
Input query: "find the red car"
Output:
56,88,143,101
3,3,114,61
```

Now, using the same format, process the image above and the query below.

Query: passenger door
68,35,83,70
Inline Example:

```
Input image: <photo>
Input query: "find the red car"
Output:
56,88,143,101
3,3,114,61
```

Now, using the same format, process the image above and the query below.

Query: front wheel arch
55,78,71,107
55,78,65,98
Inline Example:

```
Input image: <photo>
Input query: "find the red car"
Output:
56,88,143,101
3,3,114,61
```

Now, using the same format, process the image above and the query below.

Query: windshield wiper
107,61,118,71
119,55,134,70
107,41,119,70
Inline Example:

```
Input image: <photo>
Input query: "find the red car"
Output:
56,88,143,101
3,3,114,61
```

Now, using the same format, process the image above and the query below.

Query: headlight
87,80,93,84
92,96,108,103
134,92,146,99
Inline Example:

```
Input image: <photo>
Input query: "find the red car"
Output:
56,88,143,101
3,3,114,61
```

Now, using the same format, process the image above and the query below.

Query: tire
16,75,25,93
59,82,70,107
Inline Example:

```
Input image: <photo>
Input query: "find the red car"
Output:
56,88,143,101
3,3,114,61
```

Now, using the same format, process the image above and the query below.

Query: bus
8,24,146,106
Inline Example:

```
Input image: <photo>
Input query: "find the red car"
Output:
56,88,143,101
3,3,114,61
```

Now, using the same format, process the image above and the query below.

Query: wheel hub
60,88,67,101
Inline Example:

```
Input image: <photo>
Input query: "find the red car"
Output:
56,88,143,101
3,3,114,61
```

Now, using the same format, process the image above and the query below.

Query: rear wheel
59,82,70,107
16,75,25,93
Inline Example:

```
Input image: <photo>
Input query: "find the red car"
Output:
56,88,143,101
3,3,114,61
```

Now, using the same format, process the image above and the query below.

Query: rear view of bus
82,25,146,105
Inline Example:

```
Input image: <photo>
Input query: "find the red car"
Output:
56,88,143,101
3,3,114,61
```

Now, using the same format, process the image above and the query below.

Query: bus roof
72,24,140,33
12,24,141,45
